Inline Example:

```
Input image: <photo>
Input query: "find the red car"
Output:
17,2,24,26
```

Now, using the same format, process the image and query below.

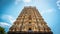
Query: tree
0,26,6,34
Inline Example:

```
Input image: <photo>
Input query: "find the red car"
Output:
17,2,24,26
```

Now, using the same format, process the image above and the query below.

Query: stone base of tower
8,31,53,34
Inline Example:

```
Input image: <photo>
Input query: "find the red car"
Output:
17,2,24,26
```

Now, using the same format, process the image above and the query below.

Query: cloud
7,15,15,24
0,22,11,27
46,9,54,13
23,0,31,3
0,15,16,32
15,0,31,5
56,0,60,9
1,15,15,24
0,22,12,32
15,0,21,5
41,8,55,15
0,15,16,31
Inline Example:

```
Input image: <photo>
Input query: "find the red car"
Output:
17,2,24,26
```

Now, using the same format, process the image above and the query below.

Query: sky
0,0,60,34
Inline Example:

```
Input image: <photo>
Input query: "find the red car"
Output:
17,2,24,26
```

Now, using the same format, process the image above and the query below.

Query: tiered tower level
8,6,53,34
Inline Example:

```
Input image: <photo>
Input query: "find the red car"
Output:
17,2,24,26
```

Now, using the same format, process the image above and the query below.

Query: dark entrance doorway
28,28,32,32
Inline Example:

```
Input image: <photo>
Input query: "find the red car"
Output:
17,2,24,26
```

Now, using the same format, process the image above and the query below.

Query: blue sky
0,0,60,34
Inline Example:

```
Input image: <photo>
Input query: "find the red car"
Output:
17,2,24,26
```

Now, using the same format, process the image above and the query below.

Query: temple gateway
8,6,53,34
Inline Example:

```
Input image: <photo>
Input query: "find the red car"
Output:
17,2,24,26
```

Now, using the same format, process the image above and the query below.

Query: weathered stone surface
8,6,53,34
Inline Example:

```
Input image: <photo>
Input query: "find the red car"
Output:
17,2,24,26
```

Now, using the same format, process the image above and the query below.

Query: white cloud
0,15,16,32
23,0,31,3
15,0,21,5
0,22,11,27
56,0,60,9
15,0,31,5
8,15,15,24
0,22,12,32
46,9,54,13
41,8,55,15
1,15,15,24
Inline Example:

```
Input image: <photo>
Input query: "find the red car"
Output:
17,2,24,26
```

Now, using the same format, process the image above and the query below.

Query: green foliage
0,26,6,34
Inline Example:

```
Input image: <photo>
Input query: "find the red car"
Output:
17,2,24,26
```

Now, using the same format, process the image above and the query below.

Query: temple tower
8,6,53,34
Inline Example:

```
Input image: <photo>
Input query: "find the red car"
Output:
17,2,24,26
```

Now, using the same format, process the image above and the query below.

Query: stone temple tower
8,6,53,34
